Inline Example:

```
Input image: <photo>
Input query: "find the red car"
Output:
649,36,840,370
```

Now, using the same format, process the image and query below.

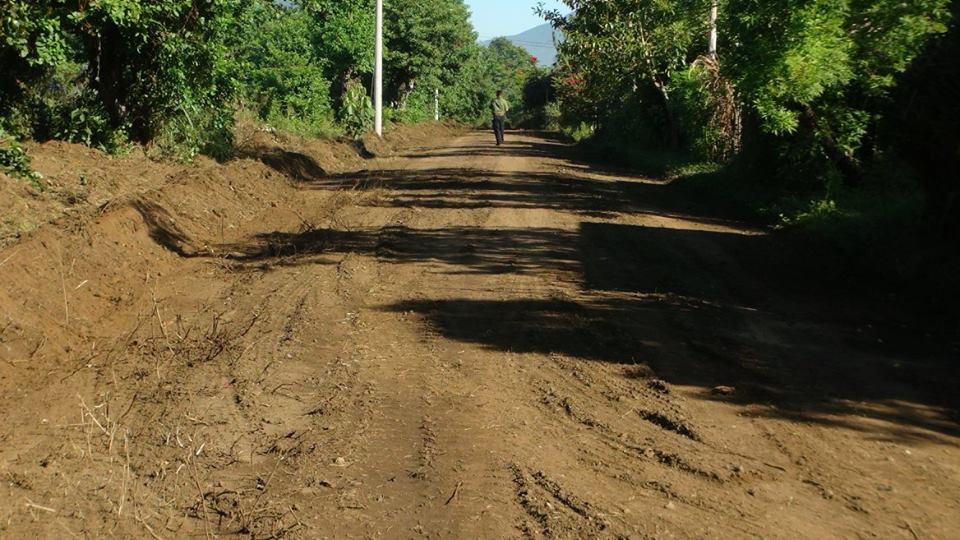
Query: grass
262,113,342,140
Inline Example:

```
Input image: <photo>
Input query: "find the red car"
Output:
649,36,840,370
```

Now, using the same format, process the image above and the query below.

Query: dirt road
1,130,958,539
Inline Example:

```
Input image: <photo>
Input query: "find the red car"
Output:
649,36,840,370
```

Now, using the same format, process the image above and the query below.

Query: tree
384,0,476,108
884,1,960,234
543,0,952,184
1,0,248,152
297,0,375,94
541,0,710,147
231,1,335,136
721,0,951,183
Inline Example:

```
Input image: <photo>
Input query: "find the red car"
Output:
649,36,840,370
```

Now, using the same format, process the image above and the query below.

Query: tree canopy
541,0,957,232
1,0,542,152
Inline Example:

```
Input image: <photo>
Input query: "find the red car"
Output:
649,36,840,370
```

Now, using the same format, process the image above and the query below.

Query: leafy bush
543,102,563,132
559,120,593,143
57,99,131,154
339,82,374,139
151,106,235,162
232,2,337,139
670,59,740,161
0,131,43,190
2,0,245,156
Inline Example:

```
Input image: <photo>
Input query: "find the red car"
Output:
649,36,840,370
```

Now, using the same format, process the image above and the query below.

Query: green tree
384,0,475,111
722,0,951,182
298,0,375,95
541,0,708,145
1,0,248,155
543,0,951,182
231,1,335,136
482,38,541,124
883,1,960,234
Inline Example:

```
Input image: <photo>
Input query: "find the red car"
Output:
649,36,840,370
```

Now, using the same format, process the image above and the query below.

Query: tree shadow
364,221,959,443
399,138,566,160
219,225,580,277
236,146,329,182
297,166,747,227
202,133,960,442
384,294,960,443
132,200,198,257
236,130,732,222
206,214,958,443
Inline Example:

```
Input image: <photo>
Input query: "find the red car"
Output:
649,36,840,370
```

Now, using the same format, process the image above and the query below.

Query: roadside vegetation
0,0,542,162
539,0,959,316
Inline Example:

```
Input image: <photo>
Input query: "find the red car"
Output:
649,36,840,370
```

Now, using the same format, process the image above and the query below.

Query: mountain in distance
482,23,564,67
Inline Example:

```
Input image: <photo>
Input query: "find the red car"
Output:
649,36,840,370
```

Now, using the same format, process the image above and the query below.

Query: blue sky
465,0,570,39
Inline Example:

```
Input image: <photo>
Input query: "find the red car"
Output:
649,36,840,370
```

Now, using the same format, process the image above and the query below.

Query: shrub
0,130,44,190
339,82,374,139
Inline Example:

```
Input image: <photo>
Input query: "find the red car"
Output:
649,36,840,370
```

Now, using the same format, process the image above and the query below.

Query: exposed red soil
1,129,957,539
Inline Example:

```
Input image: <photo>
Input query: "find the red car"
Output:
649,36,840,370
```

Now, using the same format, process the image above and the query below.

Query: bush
670,59,741,161
1,0,245,156
233,3,337,140
0,131,44,190
151,106,235,162
390,83,437,124
543,102,563,132
339,82,374,139
57,99,131,154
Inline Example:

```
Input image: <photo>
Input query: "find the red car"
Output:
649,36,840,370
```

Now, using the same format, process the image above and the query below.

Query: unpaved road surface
1,131,958,539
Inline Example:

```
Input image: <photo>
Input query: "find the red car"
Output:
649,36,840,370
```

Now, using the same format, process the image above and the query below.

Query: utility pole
434,89,440,121
708,2,718,58
374,0,383,136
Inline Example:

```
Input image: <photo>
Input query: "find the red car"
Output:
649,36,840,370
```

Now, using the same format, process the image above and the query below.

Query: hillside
483,22,563,66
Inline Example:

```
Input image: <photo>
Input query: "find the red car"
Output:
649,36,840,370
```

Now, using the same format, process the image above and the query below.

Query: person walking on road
490,90,509,146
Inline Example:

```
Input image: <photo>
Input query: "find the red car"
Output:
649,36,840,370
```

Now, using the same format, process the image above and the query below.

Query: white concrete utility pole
374,0,384,136
434,89,440,121
708,2,718,57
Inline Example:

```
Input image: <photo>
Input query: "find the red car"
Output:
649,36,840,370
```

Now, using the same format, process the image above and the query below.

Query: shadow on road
140,132,959,442
384,294,960,443
245,134,722,223
297,166,747,228
400,139,566,160
222,225,580,277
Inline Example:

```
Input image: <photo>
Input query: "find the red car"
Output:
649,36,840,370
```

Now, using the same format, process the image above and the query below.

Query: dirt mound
1,143,179,248
2,122,465,249
0,159,296,537
360,121,465,157
0,123,461,538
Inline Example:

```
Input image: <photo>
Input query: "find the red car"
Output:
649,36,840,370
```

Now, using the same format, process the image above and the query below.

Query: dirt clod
712,385,736,395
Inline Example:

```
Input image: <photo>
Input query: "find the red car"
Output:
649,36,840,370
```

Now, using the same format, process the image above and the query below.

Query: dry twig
134,512,165,540
445,481,463,505
24,498,57,514
190,459,213,540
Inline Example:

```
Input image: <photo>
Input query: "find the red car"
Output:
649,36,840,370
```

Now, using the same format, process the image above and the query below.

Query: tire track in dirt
2,129,958,539
324,131,960,539
309,138,530,538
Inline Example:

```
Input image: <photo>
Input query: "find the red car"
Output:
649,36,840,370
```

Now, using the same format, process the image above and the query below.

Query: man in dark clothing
490,90,509,145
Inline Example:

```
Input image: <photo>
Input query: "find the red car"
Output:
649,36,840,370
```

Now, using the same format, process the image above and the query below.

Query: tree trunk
799,105,862,186
653,79,680,149
86,25,157,143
